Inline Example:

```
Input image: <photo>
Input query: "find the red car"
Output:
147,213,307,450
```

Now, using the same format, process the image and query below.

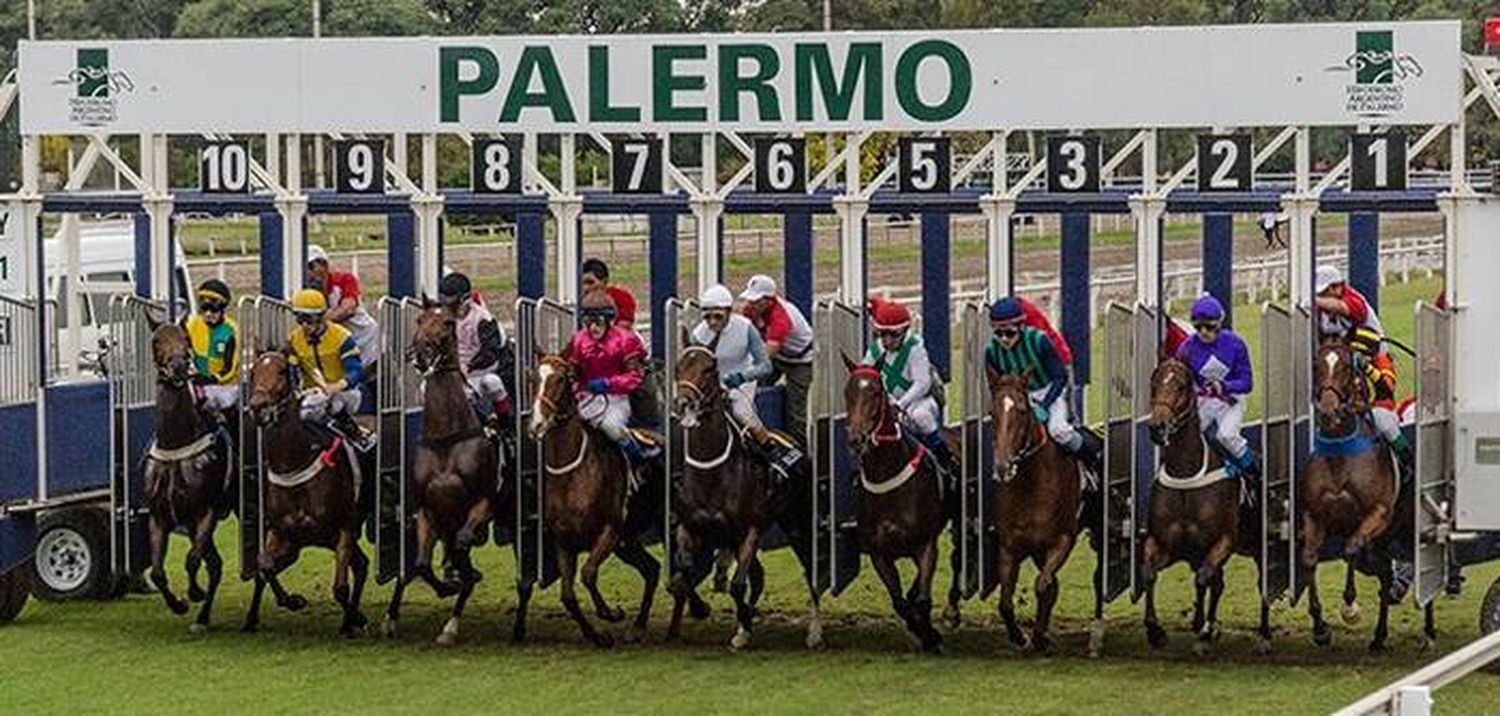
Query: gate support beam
1283,195,1319,309
412,198,444,298
691,197,722,293
783,209,814,318
649,210,679,358
387,211,417,300
1203,213,1235,325
515,209,547,301
921,211,951,380
1130,196,1166,310
1348,212,1380,311
981,195,1016,301
1061,212,1092,389
833,197,868,305
550,196,583,305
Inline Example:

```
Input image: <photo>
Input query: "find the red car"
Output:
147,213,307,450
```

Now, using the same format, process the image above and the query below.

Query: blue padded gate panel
44,382,112,496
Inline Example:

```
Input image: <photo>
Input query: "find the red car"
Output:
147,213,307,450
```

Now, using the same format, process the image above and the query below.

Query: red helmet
872,300,911,332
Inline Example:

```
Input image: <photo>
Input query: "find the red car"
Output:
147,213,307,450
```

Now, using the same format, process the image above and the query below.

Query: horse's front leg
581,524,625,623
727,527,763,651
1341,560,1363,625
1345,503,1392,558
557,544,610,649
944,533,964,630
870,553,917,650
612,539,659,645
332,527,367,638
1141,534,1168,649
1193,533,1234,652
996,545,1025,650
412,511,457,598
436,546,477,647
912,537,944,653
454,496,493,551
1031,532,1075,655
190,511,223,634
148,514,188,616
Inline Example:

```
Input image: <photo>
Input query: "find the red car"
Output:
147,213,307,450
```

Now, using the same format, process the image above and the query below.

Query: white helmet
1314,265,1343,294
699,284,734,310
306,244,329,266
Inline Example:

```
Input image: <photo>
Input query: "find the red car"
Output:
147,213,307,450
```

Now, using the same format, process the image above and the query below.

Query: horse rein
848,367,904,452
1150,367,1196,446
993,387,1044,483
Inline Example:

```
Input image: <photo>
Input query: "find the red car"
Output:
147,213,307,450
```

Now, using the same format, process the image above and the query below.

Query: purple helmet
1189,294,1226,323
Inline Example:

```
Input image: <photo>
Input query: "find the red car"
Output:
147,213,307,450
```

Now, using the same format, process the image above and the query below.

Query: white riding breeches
578,393,632,443
199,384,239,412
1030,388,1079,451
1370,405,1402,443
467,371,508,402
727,381,764,431
1198,395,1249,457
301,388,363,421
899,395,941,437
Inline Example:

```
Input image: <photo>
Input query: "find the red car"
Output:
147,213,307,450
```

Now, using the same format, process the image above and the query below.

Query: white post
278,133,308,296
1286,127,1316,310
695,132,721,292
1131,130,1163,309
414,133,443,297
552,134,582,304
833,133,868,304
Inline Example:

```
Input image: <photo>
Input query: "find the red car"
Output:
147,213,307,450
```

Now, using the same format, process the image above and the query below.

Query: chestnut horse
1142,358,1271,654
1303,340,1434,652
140,323,236,633
242,351,371,637
520,352,659,648
843,357,946,652
988,369,1081,653
382,303,499,645
668,343,824,650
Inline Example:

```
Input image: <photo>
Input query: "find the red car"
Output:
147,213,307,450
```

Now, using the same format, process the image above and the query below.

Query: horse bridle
531,359,575,435
673,346,722,424
1315,345,1368,429
249,354,300,427
992,384,1045,482
848,366,903,454
1150,364,1196,446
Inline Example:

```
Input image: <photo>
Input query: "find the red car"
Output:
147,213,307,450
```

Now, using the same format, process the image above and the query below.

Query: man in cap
740,274,816,446
306,244,380,371
564,289,658,467
287,288,369,447
185,278,240,415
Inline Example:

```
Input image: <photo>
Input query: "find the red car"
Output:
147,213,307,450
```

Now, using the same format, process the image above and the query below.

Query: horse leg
435,546,478,647
190,513,223,634
1341,560,1363,625
1196,567,1227,656
412,511,458,599
666,526,700,642
1345,503,1393,558
332,528,368,638
347,537,370,636
242,575,268,634
747,558,765,610
557,545,610,649
913,538,944,653
511,578,533,645
996,546,1026,650
1193,534,1234,653
147,515,188,616
1307,563,1331,647
1421,601,1437,651
1031,533,1075,655
804,591,826,651
1370,564,1392,653
728,527,763,651
870,553,918,650
712,549,732,593
1087,549,1106,658
613,539,660,645
260,531,306,612
1140,535,1168,649
185,528,206,604
454,496,493,551
944,537,963,630
581,525,626,623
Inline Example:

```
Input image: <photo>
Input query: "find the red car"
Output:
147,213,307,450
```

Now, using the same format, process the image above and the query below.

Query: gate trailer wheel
0,567,29,624
1483,575,1500,636
30,509,112,602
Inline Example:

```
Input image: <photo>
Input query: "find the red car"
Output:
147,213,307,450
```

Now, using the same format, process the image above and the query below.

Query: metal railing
1335,629,1500,716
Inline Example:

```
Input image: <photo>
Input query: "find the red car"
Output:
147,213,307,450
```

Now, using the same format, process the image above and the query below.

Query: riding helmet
291,288,329,315
1189,294,1225,323
439,272,472,305
197,278,231,307
699,284,734,310
988,297,1025,324
579,288,618,320
872,300,912,332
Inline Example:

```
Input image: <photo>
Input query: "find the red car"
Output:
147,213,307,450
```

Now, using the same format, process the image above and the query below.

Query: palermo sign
17,23,1460,134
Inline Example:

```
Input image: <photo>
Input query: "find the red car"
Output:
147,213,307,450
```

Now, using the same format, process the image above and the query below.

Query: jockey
287,288,366,443
690,284,782,453
860,298,960,479
438,271,511,425
565,289,658,467
184,279,240,414
1175,295,1259,484
306,245,380,370
1314,265,1414,478
740,274,816,446
985,297,1103,475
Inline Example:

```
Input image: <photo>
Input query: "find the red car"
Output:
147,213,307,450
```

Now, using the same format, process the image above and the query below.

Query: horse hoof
341,625,367,640
1006,632,1030,653
943,604,962,631
381,617,398,639
1193,638,1211,657
664,626,682,643
1029,634,1054,655
1146,624,1168,650
188,622,208,637
510,626,527,645
598,606,627,623
434,582,460,599
805,629,826,651
1341,601,1362,625
922,632,945,655
1312,628,1333,649
729,628,751,652
622,625,647,645
434,631,458,647
688,598,712,621
280,594,308,612
168,600,190,616
1253,637,1274,656
592,633,616,650
1417,634,1436,653
188,586,206,603
1368,639,1388,655
241,621,260,634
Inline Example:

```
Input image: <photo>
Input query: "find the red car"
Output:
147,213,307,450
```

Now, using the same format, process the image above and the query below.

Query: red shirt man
581,257,636,330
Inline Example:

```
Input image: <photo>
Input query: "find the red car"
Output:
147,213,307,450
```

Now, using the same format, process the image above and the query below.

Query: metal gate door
512,297,573,590
1414,302,1452,606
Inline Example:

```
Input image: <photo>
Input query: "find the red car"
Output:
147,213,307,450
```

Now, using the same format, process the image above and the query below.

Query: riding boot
331,412,372,452
920,432,962,491
1228,447,1262,507
749,424,804,477
1388,433,1417,487
619,435,661,467
1072,429,1105,478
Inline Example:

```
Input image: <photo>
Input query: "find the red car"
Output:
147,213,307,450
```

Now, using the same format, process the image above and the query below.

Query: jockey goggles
200,300,227,313
1194,320,1221,333
580,313,610,327
993,325,1021,340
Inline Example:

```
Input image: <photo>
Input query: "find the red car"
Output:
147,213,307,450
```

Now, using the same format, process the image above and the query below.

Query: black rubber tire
0,567,29,624
30,509,112,602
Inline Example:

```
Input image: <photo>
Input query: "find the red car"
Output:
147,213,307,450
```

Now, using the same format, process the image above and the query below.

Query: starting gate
811,299,864,596
235,295,296,581
1414,302,1453,606
1261,302,1311,603
661,298,699,575
957,302,996,599
106,295,165,581
374,297,422,585
1098,302,1144,603
511,297,574,590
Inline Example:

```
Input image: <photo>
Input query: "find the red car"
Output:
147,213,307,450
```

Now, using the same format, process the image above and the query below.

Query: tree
175,0,313,37
324,0,442,36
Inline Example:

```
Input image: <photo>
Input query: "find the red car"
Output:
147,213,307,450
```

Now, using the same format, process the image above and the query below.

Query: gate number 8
472,137,523,194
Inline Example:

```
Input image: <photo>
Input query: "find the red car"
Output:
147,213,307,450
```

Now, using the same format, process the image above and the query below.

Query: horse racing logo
51,48,135,127
1325,30,1423,119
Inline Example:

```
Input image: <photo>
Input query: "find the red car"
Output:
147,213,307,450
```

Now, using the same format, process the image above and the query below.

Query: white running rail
1335,630,1500,716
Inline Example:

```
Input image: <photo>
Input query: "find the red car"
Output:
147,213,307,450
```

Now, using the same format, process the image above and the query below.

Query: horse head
673,343,720,430
989,368,1040,480
1147,358,1196,447
529,352,574,439
408,304,458,376
247,350,295,428
151,323,196,387
1314,339,1366,435
842,353,891,458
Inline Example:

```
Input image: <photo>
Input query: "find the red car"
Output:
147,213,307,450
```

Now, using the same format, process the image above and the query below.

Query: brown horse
668,343,824,650
1303,339,1433,652
1141,358,1271,654
242,351,370,637
381,303,499,645
521,352,659,648
988,369,1080,653
140,323,236,633
842,357,946,652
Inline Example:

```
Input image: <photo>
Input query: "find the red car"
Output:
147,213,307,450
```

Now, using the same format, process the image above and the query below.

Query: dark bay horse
988,369,1081,653
1142,358,1270,654
669,343,824,650
140,323,236,633
1304,340,1434,652
521,352,659,648
843,357,946,653
242,351,371,637
382,303,499,646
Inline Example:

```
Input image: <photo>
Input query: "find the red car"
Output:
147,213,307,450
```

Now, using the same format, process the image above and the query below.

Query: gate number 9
335,140,386,195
